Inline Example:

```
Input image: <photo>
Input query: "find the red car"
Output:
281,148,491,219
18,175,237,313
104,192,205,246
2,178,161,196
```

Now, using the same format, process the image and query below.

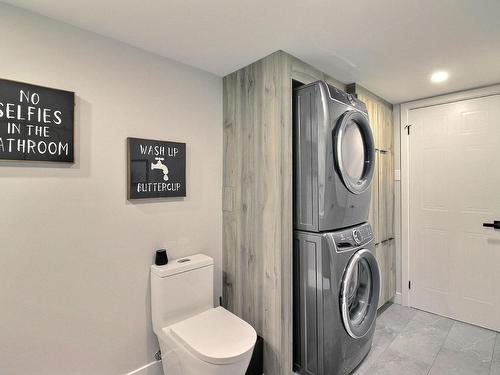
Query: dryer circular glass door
334,110,375,194
341,249,380,339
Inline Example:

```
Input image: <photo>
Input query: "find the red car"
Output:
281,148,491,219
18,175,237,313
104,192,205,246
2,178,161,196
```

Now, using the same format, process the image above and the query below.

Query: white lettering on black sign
0,79,74,162
128,138,186,199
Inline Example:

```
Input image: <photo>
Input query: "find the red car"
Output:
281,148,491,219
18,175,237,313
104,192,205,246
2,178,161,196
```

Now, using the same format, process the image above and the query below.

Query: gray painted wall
0,4,222,375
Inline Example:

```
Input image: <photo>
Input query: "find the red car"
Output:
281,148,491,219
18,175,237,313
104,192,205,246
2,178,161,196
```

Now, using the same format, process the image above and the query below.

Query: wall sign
127,137,186,199
0,79,75,162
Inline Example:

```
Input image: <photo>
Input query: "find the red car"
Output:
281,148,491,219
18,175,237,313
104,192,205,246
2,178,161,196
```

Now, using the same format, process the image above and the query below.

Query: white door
408,94,500,331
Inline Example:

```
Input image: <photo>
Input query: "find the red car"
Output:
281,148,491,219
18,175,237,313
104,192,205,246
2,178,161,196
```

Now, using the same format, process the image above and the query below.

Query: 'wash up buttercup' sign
127,137,186,199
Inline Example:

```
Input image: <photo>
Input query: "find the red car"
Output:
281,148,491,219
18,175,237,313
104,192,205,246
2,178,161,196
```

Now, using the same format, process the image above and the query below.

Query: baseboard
124,360,162,375
392,292,402,305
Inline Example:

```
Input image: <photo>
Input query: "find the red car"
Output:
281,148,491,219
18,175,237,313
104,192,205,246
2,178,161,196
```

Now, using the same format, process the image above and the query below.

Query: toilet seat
165,306,257,365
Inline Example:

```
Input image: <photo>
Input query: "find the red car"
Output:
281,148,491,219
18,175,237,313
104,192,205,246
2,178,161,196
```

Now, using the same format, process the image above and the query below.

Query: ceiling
4,0,500,103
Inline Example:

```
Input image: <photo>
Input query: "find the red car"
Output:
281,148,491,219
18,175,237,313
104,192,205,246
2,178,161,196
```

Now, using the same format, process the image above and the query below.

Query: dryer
293,81,375,231
293,223,380,375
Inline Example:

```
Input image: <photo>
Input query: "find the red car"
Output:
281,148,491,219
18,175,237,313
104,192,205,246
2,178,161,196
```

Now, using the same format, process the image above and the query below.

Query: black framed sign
0,79,74,162
127,137,186,199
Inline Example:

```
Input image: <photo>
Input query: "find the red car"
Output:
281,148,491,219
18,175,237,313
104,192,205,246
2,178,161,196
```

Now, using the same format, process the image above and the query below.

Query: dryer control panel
325,83,368,114
331,223,373,251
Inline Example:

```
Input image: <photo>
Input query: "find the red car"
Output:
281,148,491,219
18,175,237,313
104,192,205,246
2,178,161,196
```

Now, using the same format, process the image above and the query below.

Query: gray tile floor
353,303,500,375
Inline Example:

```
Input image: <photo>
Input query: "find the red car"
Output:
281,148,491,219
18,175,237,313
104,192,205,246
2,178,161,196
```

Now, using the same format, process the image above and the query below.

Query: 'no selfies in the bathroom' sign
127,137,186,199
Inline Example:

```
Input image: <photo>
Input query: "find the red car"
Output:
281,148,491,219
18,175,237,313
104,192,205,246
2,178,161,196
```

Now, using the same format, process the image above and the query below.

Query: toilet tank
151,254,214,334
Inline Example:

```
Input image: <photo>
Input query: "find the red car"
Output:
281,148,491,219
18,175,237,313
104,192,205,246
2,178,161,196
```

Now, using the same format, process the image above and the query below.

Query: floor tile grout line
368,329,400,371
362,305,500,375
363,305,417,374
355,305,399,374
424,320,456,375
357,324,398,374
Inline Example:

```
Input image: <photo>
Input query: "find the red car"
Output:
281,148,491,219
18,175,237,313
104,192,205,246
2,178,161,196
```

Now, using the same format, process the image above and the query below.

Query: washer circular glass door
334,110,375,194
341,249,380,339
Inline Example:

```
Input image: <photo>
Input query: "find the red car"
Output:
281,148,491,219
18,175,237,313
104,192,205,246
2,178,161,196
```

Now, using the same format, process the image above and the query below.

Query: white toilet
151,254,257,375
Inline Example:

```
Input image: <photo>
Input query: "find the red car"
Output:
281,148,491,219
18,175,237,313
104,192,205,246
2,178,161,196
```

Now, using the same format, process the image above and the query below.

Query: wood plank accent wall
223,51,346,374
223,51,291,375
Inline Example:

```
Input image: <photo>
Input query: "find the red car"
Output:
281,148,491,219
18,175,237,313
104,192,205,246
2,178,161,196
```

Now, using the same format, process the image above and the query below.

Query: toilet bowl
158,307,256,375
151,254,256,375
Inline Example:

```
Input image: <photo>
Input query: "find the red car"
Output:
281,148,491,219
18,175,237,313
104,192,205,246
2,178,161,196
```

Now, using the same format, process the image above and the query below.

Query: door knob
483,221,500,229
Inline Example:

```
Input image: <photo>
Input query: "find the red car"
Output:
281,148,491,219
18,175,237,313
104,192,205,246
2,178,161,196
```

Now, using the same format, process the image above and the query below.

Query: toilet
151,254,257,375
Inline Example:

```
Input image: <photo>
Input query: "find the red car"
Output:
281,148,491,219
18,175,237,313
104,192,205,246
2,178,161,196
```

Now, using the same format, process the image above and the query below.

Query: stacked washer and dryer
293,81,380,375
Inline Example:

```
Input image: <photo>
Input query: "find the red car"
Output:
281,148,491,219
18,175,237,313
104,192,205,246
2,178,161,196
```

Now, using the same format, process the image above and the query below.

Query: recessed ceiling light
430,71,449,83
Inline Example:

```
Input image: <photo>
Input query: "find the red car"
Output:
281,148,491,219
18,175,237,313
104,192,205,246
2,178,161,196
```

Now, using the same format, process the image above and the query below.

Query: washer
293,223,380,375
293,81,375,231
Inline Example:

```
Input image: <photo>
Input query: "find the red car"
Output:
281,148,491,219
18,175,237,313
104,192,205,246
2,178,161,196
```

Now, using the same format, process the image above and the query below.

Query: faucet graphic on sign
151,157,169,181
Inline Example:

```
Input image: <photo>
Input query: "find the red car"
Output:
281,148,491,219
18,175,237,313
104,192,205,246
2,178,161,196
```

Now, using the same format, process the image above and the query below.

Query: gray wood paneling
378,102,394,152
379,150,395,241
289,54,325,85
370,151,380,244
361,93,380,149
376,239,396,307
288,53,346,89
223,51,293,375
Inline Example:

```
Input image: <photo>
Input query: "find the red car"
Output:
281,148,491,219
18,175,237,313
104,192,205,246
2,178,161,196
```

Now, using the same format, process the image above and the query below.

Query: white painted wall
0,4,222,375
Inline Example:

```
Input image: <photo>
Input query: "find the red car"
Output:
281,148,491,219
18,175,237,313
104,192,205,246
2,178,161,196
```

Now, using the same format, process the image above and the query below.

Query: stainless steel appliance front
293,81,375,232
293,222,380,375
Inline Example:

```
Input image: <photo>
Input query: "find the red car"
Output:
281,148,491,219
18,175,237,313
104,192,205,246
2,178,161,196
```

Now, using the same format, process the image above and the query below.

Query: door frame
400,84,500,307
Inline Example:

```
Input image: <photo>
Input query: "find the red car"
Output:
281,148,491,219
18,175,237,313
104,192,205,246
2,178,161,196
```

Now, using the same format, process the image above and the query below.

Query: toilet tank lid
151,254,213,277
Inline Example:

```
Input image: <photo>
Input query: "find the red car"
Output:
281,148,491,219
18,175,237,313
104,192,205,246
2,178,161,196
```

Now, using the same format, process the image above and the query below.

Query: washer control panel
352,229,363,245
331,223,373,251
